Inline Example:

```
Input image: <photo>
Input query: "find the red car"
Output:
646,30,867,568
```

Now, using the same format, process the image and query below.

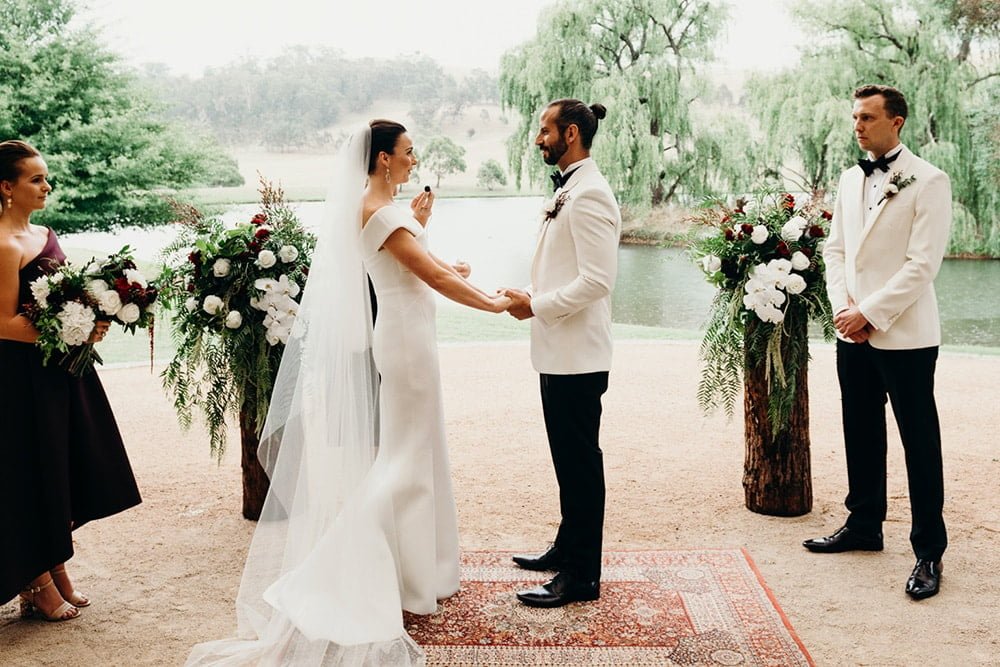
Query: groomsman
804,85,952,600
504,99,621,607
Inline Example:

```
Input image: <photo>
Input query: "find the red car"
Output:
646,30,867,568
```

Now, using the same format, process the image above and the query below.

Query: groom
504,99,621,607
804,84,952,599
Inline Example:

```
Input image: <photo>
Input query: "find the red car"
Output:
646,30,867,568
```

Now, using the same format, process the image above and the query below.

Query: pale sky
82,0,803,77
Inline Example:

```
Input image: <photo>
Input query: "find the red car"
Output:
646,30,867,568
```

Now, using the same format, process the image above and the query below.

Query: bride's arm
383,229,509,312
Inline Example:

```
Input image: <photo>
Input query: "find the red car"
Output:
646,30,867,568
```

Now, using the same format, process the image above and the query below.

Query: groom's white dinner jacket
528,157,622,374
824,144,952,350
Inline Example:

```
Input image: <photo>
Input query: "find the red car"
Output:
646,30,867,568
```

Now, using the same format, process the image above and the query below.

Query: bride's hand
411,188,434,226
491,294,512,313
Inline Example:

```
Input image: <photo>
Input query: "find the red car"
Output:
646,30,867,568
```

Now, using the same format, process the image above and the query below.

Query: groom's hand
503,289,533,320
834,304,870,338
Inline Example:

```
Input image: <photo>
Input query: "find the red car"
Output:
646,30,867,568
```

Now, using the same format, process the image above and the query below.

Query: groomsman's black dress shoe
512,546,566,572
802,526,884,553
516,572,600,608
905,559,942,600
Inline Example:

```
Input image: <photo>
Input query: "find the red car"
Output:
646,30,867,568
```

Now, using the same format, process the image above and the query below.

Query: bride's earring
5,197,11,208
384,168,391,185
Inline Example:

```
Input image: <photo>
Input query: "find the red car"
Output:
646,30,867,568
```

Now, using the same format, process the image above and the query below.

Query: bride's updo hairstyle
547,100,607,149
367,119,407,175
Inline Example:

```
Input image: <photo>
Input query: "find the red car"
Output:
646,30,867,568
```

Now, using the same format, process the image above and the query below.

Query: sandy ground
1,340,998,666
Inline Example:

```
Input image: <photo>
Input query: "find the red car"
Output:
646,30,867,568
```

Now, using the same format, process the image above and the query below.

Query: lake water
64,196,1000,349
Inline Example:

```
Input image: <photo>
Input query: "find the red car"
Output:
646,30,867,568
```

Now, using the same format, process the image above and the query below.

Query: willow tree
499,0,757,207
746,0,1000,255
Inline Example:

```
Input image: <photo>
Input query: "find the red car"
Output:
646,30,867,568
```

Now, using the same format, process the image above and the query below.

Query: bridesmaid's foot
19,576,80,622
50,564,90,607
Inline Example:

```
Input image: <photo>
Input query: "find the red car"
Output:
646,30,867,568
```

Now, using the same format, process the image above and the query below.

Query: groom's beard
540,136,568,166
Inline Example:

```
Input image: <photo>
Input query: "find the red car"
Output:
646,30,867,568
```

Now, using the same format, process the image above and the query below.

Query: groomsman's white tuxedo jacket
824,144,952,350
528,157,622,374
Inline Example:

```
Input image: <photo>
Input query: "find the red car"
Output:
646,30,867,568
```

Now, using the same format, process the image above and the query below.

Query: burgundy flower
808,225,825,238
724,228,735,241
721,214,731,224
248,240,261,252
740,223,754,234
821,210,832,221
186,281,195,293
776,241,791,257
188,250,202,266
252,213,268,226
255,227,271,240
801,247,814,258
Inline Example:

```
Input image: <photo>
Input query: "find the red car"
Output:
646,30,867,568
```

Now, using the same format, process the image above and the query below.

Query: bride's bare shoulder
361,202,396,228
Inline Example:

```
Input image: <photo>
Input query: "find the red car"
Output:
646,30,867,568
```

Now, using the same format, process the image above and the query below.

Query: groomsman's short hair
547,99,607,149
853,85,908,122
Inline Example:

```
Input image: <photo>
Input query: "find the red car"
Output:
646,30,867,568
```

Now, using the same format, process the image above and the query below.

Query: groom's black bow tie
858,151,900,177
550,167,580,192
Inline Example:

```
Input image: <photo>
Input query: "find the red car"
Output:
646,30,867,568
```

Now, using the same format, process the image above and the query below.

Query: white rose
781,216,808,242
750,225,769,244
97,290,123,316
124,268,147,288
212,258,231,277
257,250,277,268
754,303,785,324
56,301,96,346
784,273,807,295
185,297,198,313
86,279,109,298
118,302,141,324
202,295,224,315
791,251,811,271
278,245,299,263
29,277,51,308
84,261,102,275
883,182,899,195
225,310,243,329
701,254,722,274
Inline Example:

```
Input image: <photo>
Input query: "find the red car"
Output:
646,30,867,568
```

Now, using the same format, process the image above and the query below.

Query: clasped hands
835,298,872,343
498,288,533,320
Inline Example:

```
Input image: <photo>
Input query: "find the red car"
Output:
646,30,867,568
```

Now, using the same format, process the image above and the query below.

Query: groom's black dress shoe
905,559,942,600
512,546,566,572
802,526,884,553
516,572,600,608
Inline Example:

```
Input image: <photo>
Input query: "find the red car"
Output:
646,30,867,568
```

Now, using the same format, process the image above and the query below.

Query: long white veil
186,126,423,666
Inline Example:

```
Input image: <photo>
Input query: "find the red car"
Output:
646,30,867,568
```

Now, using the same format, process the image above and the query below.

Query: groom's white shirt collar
561,156,593,176
866,142,904,162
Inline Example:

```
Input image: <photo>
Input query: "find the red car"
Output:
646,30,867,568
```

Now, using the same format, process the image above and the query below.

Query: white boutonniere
877,171,916,205
543,191,570,222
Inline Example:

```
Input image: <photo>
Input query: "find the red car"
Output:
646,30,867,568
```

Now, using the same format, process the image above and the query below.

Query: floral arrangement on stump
689,191,834,516
157,180,315,519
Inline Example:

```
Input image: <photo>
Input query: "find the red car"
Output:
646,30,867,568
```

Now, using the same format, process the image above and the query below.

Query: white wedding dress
186,129,458,666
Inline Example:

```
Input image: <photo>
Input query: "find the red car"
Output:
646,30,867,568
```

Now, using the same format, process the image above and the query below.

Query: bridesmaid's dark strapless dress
0,228,141,604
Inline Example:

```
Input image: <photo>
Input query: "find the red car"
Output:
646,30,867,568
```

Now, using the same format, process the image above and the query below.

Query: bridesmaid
0,140,142,621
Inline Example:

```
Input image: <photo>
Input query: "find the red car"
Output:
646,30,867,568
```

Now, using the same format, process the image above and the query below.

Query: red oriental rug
404,549,813,666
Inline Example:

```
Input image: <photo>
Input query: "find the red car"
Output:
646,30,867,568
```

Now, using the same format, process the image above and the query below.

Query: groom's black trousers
836,340,947,561
540,371,608,582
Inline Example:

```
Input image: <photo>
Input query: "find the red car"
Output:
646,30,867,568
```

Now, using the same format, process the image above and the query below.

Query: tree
421,136,467,188
747,0,1000,255
476,159,508,190
0,0,242,233
499,0,756,207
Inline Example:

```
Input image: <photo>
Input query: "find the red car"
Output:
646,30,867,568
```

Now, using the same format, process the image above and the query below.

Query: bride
187,120,510,665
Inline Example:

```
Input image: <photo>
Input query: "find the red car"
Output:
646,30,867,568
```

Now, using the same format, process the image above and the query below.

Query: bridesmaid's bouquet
22,262,104,376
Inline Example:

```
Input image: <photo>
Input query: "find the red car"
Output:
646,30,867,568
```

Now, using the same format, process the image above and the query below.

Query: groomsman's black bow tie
550,167,580,192
858,151,900,177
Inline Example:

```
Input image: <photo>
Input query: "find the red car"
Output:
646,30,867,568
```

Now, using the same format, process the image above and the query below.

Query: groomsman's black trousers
540,371,608,582
836,340,947,561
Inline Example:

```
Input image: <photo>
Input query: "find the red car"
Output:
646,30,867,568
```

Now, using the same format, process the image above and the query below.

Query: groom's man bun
548,99,606,149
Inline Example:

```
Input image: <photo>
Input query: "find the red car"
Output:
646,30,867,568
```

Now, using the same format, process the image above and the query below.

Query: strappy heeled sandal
19,578,80,622
50,564,90,607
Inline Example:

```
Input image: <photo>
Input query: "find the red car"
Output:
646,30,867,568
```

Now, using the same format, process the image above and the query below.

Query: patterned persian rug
404,549,813,666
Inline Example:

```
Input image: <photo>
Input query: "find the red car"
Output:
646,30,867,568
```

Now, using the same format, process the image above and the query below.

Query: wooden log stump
239,398,270,521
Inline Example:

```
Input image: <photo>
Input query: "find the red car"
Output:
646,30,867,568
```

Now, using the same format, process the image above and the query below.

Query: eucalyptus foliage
499,0,757,207
0,0,242,234
747,0,1000,256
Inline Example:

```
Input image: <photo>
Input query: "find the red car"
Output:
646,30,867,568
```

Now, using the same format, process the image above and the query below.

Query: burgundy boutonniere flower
544,191,570,222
